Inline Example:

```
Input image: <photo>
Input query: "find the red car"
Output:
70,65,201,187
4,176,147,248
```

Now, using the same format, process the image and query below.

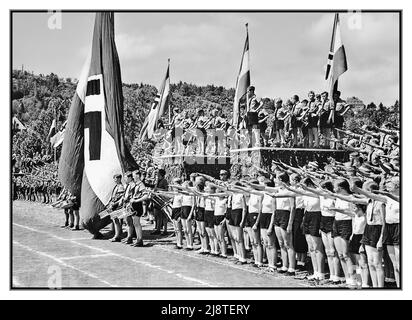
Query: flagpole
168,58,171,125
245,23,250,111
54,100,57,163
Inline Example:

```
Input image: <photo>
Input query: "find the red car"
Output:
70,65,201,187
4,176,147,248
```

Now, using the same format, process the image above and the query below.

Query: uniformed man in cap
122,171,137,244
246,86,263,147
109,173,125,242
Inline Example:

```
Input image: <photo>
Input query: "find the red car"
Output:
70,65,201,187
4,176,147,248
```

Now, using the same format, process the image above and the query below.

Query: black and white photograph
9,8,402,293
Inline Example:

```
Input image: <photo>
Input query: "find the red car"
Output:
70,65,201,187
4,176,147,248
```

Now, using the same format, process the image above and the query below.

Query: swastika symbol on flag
84,111,102,161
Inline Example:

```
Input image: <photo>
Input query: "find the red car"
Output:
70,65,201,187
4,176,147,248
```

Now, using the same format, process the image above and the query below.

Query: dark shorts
214,215,225,226
274,210,290,231
320,112,332,128
303,211,322,237
332,220,352,240
349,234,364,254
131,201,143,217
195,207,205,222
225,207,232,220
259,212,272,229
204,210,214,229
383,223,400,246
308,115,319,128
171,207,181,220
320,216,335,234
293,208,308,254
181,206,192,220
229,208,243,227
246,212,259,228
361,224,383,248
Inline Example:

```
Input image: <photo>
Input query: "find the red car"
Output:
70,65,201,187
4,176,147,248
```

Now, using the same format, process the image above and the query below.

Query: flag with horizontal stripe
59,12,137,236
325,13,348,97
140,60,170,141
233,24,250,128
50,120,67,148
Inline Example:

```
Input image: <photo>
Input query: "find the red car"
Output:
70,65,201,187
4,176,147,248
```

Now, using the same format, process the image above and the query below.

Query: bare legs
365,245,385,288
246,227,263,266
275,226,296,272
386,245,400,287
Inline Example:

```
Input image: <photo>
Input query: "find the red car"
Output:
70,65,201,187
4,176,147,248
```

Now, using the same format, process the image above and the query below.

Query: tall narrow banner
233,24,250,128
325,13,348,98
140,61,170,141
59,12,137,235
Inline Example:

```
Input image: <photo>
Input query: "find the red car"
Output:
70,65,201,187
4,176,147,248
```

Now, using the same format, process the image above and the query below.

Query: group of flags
232,13,347,120
54,12,348,235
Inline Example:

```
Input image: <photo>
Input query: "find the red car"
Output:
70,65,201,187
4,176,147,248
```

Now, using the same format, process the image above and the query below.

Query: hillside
11,69,399,162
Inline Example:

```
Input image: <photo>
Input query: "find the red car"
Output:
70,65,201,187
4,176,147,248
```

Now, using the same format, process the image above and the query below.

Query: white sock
317,273,325,280
281,266,288,271
287,268,295,273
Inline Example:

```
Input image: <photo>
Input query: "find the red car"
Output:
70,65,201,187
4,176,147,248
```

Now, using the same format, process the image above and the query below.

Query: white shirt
366,200,384,226
276,196,292,211
248,194,262,214
231,193,245,210
261,194,275,213
385,197,399,224
182,195,194,207
334,198,356,221
320,196,336,217
205,197,215,211
214,196,227,216
295,188,305,209
172,194,183,208
303,196,321,212
196,195,205,208
353,214,366,235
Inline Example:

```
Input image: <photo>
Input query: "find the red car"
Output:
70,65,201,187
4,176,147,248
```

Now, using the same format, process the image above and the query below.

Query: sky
12,11,400,105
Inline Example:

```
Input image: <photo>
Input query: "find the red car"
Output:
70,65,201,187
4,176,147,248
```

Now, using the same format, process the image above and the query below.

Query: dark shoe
278,269,287,274
174,245,183,250
185,247,194,251
92,232,104,240
132,240,144,247
110,237,121,242
68,224,74,229
123,238,133,244
286,271,296,276
71,225,80,231
60,224,69,228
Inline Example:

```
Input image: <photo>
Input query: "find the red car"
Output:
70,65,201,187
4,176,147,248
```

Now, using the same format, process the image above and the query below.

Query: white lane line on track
13,240,116,287
157,246,312,287
13,223,215,287
60,253,114,261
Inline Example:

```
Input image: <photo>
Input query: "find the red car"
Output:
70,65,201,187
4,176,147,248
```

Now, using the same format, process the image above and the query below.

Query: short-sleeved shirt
261,194,275,213
303,196,321,212
248,194,262,214
276,193,292,211
214,196,228,216
231,193,245,210
385,197,399,224
320,196,336,217
334,198,356,221
172,194,183,208
182,195,194,207
205,197,215,211
366,199,384,226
